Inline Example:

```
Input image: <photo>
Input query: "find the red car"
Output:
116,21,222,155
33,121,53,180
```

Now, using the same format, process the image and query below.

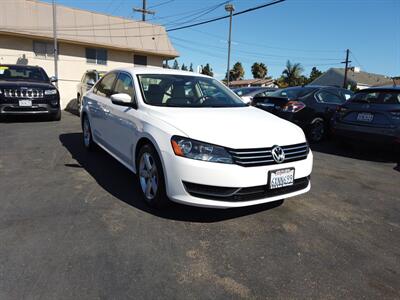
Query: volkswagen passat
81,68,313,208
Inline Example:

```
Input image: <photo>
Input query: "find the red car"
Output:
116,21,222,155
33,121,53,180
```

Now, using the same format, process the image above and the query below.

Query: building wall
0,34,164,108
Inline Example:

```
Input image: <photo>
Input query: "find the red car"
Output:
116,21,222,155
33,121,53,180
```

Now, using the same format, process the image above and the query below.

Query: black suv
251,86,353,143
77,70,105,111
0,64,60,120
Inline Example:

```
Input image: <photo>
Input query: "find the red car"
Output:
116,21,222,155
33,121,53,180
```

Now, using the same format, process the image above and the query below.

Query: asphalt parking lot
0,112,399,299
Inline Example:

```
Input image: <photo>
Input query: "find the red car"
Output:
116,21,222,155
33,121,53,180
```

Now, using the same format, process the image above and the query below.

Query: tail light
336,106,348,114
281,101,306,113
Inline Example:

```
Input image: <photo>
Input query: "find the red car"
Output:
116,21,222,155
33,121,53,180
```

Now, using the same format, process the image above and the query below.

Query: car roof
358,85,400,91
113,67,212,78
233,87,272,90
0,64,42,69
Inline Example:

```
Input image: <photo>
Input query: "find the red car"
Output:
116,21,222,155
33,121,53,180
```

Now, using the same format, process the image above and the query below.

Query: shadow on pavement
311,139,399,164
0,114,54,123
59,132,283,223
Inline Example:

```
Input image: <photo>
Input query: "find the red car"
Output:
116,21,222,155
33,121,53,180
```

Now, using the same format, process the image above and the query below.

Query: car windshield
0,65,49,82
137,74,247,108
269,87,316,99
351,90,400,104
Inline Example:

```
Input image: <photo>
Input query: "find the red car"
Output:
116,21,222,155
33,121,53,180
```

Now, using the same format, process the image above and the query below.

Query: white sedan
81,68,313,209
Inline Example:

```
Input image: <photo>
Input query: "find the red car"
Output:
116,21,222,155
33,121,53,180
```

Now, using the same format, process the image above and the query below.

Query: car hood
0,81,55,89
147,106,306,148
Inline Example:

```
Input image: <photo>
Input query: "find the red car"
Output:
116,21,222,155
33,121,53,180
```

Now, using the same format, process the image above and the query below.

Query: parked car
332,86,400,149
0,64,60,120
232,87,277,104
77,70,105,111
81,68,313,209
251,86,353,143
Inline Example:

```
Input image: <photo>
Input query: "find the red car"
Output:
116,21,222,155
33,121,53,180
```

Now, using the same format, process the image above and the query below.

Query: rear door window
352,90,400,104
315,90,345,104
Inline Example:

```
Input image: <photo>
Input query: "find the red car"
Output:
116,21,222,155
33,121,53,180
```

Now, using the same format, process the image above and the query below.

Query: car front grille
183,177,310,202
2,89,44,99
227,142,309,167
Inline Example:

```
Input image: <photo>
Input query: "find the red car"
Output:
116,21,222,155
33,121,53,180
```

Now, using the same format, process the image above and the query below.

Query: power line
188,28,344,53
162,1,229,28
166,0,285,32
169,36,342,61
148,0,175,9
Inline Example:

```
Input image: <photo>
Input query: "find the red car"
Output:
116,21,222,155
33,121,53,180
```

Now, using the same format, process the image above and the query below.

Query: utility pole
342,49,351,89
52,0,58,87
133,0,155,21
225,3,235,87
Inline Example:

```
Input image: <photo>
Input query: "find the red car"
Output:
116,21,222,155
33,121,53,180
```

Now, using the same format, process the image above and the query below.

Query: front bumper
162,150,313,208
333,122,400,144
0,103,60,115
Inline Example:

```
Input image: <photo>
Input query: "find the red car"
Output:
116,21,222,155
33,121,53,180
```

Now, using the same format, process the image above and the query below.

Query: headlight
171,136,233,164
45,89,57,95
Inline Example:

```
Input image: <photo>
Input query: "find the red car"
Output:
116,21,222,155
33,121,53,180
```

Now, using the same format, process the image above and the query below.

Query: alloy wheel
310,120,325,142
83,117,91,148
139,152,159,200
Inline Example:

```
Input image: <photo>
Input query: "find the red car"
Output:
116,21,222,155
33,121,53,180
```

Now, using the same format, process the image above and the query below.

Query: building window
134,55,147,66
33,41,55,58
86,48,107,65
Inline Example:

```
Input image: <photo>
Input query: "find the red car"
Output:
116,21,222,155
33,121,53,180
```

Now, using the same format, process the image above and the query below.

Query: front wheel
49,110,61,121
307,118,326,143
82,115,95,151
137,144,169,209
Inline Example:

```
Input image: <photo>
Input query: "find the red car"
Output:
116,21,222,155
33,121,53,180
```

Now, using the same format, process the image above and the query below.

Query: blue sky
47,0,399,80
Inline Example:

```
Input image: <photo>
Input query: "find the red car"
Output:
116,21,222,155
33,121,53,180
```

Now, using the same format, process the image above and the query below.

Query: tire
137,144,169,209
82,115,95,151
50,110,61,121
77,94,81,113
307,118,326,143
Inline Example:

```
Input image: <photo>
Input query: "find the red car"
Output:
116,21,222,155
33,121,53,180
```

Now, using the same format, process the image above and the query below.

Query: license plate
269,168,295,189
19,100,32,107
357,112,374,122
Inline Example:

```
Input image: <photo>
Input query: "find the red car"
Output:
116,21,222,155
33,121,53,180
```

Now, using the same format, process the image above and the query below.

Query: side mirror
111,93,136,108
87,79,95,86
50,76,58,83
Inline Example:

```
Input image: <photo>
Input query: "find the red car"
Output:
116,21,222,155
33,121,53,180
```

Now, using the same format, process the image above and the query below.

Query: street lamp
225,3,235,87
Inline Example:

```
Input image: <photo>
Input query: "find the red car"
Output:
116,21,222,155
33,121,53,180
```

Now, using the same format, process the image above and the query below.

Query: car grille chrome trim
2,89,44,99
227,142,309,167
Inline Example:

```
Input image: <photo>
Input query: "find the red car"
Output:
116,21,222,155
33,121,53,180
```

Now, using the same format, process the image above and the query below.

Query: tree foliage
181,63,188,71
281,60,304,86
251,62,268,79
189,63,194,72
228,62,245,81
201,63,213,77
308,67,323,83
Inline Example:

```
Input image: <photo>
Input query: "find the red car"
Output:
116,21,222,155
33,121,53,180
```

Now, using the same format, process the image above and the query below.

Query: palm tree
282,60,304,86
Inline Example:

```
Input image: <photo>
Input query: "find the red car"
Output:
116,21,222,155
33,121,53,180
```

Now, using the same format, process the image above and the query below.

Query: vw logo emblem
271,145,285,163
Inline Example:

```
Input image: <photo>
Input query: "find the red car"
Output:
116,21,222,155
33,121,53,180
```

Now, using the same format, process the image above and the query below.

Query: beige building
0,0,178,108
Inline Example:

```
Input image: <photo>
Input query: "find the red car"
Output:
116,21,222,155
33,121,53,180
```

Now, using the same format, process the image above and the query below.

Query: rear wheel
308,118,326,143
137,144,169,209
50,110,61,121
83,115,95,151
